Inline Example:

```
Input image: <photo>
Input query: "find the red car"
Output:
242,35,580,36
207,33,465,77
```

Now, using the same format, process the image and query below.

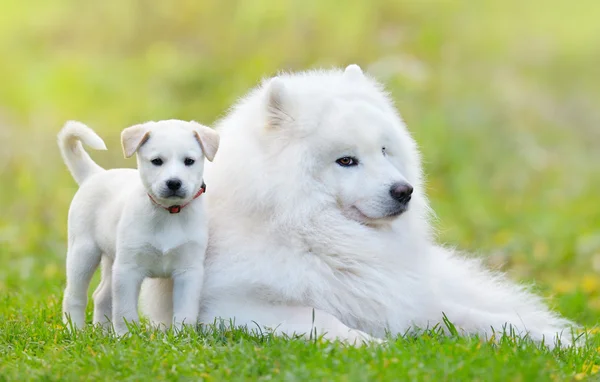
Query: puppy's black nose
166,179,182,191
389,182,413,204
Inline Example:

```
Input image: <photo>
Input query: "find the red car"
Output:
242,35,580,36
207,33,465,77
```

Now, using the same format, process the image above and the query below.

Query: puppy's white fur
140,66,576,347
59,119,218,335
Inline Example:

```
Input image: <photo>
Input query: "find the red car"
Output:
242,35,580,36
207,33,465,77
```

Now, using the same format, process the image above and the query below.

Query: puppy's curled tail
57,121,107,185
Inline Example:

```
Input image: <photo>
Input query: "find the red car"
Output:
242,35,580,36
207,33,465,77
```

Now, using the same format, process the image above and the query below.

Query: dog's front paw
344,328,385,347
320,325,384,346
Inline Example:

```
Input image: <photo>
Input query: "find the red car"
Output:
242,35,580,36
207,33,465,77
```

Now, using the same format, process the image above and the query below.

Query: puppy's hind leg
92,256,113,329
62,239,101,330
139,278,174,331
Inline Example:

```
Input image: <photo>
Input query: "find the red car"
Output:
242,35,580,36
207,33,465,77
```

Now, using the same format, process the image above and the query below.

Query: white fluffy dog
140,65,575,346
58,120,219,335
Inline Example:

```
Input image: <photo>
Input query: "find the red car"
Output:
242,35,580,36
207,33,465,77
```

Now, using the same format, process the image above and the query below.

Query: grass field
1,0,599,380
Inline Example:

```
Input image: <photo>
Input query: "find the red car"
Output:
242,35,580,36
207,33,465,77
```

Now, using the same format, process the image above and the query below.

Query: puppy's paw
172,322,184,333
63,322,80,333
63,313,85,333
113,323,131,337
171,319,197,334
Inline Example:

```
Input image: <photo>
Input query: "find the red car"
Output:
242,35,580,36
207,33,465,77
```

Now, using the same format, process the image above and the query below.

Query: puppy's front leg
172,266,204,332
112,262,145,336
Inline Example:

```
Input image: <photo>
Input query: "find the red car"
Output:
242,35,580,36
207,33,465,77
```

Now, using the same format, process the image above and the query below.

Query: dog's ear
121,124,150,158
343,64,364,80
266,77,293,129
191,122,220,162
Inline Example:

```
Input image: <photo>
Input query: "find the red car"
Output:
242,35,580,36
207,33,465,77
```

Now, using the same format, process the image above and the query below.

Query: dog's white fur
140,65,575,346
59,120,218,335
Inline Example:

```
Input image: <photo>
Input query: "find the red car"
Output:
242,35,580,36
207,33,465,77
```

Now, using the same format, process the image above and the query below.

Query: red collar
148,183,206,214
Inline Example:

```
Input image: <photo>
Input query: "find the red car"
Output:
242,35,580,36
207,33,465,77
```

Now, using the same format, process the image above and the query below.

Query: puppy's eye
336,157,358,167
151,158,163,166
184,158,195,166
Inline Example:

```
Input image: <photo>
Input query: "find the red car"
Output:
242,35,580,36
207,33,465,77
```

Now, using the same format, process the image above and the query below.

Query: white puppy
58,119,219,335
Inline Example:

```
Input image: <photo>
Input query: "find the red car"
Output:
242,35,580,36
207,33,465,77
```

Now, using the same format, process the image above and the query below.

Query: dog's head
121,120,219,206
255,65,427,227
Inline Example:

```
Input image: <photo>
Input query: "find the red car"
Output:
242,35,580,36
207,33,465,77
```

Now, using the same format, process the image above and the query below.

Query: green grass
1,320,599,381
1,0,600,380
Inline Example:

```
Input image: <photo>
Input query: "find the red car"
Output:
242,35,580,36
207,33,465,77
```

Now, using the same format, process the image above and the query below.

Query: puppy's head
121,120,219,206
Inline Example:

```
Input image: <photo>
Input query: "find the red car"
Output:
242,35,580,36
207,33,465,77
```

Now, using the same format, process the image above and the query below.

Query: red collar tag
167,205,181,214
148,182,206,214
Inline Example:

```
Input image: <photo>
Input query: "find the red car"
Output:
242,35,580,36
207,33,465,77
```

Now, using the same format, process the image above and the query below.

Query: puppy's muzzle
166,179,182,191
162,178,185,198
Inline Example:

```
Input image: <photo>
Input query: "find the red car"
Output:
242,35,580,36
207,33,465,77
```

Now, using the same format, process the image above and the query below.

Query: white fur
140,66,576,347
59,120,216,335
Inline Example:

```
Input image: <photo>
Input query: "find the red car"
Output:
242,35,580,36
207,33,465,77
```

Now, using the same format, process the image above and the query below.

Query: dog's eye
336,157,358,167
184,158,195,166
151,158,163,166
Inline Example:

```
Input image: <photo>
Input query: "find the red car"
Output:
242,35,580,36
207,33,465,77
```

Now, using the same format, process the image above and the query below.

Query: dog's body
59,120,218,335
140,65,575,346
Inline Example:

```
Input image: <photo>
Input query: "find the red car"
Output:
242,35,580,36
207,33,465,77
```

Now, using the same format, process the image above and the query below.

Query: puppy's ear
343,64,364,80
191,122,220,162
121,124,150,158
266,77,293,129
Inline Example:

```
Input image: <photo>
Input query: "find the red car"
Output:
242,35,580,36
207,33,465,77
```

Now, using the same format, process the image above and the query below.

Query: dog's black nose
166,179,182,191
389,182,413,204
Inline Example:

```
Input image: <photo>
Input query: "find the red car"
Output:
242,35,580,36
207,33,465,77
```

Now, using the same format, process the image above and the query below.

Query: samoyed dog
140,65,575,347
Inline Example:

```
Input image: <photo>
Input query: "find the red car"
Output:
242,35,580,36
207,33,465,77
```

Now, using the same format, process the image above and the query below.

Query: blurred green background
0,0,599,326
